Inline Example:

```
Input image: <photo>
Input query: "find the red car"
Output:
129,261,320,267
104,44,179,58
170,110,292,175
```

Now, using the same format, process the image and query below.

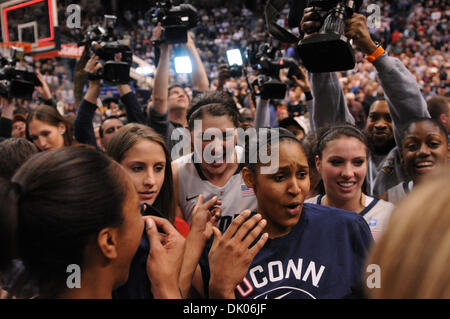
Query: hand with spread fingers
208,210,269,299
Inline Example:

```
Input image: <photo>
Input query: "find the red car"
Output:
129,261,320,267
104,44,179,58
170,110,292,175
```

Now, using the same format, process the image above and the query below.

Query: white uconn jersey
174,147,257,233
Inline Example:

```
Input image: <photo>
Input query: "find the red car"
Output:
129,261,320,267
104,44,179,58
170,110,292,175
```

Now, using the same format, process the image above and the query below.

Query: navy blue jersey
112,204,166,299
200,203,374,299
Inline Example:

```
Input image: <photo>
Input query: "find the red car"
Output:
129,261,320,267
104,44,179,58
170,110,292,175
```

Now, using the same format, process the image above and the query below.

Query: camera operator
0,68,55,139
303,9,430,196
74,51,147,151
148,22,209,158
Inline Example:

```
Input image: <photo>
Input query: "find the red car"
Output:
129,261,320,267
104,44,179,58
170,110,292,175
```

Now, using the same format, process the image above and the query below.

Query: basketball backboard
0,0,59,56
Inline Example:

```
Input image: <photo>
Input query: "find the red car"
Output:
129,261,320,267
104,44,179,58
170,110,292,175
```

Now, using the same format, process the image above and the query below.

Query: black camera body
0,50,40,100
151,1,198,44
80,15,133,85
92,42,133,86
297,0,363,72
249,43,302,100
265,0,362,73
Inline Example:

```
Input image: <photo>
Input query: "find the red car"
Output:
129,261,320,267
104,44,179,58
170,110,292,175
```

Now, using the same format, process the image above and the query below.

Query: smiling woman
383,118,449,203
305,124,395,241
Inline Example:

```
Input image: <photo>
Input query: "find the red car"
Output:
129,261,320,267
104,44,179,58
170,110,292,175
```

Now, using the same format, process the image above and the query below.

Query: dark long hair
26,105,74,147
0,146,128,298
105,123,175,223
314,123,370,194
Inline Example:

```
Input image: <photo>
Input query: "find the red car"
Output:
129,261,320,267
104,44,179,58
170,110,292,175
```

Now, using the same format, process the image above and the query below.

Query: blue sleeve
120,91,146,124
74,99,98,148
349,216,374,298
0,117,12,138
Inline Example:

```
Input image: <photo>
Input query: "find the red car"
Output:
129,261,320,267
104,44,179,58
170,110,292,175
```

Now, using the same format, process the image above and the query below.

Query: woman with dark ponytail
0,146,184,298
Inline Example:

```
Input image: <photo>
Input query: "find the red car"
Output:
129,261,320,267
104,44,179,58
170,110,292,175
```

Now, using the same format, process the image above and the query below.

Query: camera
150,1,198,44
0,48,40,100
79,15,133,85
265,0,363,72
248,43,302,100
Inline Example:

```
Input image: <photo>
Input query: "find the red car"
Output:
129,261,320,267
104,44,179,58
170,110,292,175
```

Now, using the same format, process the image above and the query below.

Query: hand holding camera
345,13,379,55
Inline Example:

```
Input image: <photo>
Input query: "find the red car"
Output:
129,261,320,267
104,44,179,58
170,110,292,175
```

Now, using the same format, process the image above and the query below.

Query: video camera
248,43,302,100
79,15,133,85
265,0,363,72
0,47,40,100
150,1,198,44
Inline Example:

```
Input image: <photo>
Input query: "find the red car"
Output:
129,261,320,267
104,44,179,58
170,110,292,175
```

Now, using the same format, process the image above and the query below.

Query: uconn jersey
305,195,394,241
174,146,257,233
200,204,373,299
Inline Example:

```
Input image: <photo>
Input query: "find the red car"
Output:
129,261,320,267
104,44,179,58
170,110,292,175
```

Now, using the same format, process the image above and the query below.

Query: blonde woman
365,167,450,298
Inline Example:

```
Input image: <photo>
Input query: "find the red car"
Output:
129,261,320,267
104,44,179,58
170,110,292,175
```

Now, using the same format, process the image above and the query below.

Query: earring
60,131,65,135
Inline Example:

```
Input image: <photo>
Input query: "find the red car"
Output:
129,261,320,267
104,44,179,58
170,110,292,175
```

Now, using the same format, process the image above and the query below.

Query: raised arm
184,33,209,91
301,7,355,131
117,84,146,124
74,55,102,148
345,13,429,146
151,23,171,116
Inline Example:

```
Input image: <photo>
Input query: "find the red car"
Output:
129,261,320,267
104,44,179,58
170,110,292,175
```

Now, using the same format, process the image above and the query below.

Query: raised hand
208,210,268,299
144,216,185,298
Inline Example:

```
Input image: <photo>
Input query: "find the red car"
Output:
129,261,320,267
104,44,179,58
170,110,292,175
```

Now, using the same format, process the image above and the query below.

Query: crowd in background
4,0,448,128
0,0,449,300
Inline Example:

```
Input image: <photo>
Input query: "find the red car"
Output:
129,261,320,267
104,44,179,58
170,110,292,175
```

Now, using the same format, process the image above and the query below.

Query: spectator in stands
427,96,450,136
11,114,27,139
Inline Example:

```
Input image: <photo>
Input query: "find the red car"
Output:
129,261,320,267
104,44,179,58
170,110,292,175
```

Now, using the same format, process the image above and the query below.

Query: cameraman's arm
346,13,429,146
301,7,355,131
118,84,146,124
184,33,209,91
254,97,270,129
0,98,13,138
151,22,170,116
35,70,56,108
74,56,102,148
309,71,355,130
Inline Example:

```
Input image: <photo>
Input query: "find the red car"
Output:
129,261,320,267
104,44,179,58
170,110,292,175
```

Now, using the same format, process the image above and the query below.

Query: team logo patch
369,217,378,227
241,184,255,197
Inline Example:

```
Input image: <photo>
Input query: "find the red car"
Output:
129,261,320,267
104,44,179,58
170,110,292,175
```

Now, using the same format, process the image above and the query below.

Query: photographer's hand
83,55,102,104
152,22,168,50
35,69,53,101
300,7,322,37
345,13,378,55
292,66,311,93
